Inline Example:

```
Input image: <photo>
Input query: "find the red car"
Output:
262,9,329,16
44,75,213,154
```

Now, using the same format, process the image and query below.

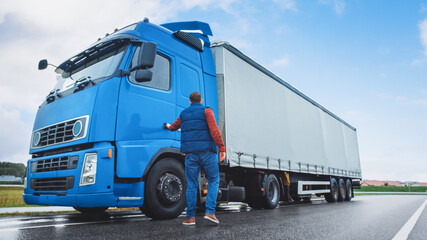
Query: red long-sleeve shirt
168,108,226,153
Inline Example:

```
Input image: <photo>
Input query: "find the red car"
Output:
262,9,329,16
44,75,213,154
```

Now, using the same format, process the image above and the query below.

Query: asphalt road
0,195,426,240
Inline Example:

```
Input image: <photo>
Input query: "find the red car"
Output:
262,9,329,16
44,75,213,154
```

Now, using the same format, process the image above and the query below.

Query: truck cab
24,19,218,219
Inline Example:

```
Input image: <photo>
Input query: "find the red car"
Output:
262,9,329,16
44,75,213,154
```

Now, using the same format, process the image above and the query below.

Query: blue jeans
185,151,219,218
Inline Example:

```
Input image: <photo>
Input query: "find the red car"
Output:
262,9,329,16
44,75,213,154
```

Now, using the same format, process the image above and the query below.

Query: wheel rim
340,181,346,197
347,184,352,198
157,172,183,206
332,182,338,198
268,180,279,204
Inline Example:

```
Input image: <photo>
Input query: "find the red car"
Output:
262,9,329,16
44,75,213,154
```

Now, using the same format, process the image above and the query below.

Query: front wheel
74,207,108,214
140,158,186,220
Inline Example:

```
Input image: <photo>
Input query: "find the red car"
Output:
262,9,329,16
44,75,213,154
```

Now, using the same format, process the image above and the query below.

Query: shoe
204,213,219,224
182,217,195,226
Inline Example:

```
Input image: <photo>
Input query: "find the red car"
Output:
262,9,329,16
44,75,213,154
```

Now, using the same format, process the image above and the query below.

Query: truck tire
246,174,280,209
325,178,338,203
345,179,353,201
140,158,186,220
74,207,108,213
338,178,346,202
263,174,280,209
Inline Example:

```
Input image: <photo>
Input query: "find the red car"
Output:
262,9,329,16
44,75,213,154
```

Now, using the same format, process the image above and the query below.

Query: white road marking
392,199,427,240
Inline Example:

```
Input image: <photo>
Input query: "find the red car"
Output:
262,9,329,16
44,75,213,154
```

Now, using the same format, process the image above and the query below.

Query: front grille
31,177,75,191
32,116,88,148
32,156,78,173
39,120,76,146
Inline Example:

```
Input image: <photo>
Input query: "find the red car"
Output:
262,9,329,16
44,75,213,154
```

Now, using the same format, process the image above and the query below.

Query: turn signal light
108,149,113,158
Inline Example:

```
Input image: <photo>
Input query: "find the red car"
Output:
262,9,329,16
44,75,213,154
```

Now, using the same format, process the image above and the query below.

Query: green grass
355,186,427,192
354,192,427,196
0,186,39,208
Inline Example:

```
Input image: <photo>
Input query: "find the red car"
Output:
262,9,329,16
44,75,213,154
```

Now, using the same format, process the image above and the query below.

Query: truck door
115,46,176,178
176,60,205,120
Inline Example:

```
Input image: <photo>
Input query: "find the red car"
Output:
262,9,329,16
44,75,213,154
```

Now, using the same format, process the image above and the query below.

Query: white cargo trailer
212,42,361,206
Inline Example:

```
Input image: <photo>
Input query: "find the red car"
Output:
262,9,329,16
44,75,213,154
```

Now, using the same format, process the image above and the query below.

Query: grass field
355,186,427,192
0,186,38,208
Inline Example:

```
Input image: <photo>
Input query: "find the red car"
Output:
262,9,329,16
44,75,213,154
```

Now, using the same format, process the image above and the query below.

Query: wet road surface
0,195,426,240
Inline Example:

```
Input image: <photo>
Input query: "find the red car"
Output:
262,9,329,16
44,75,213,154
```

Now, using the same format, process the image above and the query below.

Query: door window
129,47,170,91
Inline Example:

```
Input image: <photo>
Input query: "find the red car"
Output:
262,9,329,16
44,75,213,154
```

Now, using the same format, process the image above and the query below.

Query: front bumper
23,142,117,207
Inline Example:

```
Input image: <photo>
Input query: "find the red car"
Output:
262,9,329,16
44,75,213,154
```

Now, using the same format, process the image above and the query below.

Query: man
165,92,226,226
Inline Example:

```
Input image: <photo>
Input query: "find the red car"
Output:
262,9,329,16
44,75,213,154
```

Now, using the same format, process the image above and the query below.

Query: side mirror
135,69,153,82
137,42,157,69
38,59,48,70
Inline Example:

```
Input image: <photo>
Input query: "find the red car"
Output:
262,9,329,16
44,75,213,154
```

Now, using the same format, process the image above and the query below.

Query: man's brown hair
190,92,202,103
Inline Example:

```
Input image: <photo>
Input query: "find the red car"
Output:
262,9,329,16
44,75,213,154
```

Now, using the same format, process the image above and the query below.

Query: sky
0,0,426,182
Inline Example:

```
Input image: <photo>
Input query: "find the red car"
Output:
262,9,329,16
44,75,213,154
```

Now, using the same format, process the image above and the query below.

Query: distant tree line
0,162,26,177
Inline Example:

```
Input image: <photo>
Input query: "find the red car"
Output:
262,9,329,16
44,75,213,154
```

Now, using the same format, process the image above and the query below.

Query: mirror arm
48,63,58,68
119,69,130,77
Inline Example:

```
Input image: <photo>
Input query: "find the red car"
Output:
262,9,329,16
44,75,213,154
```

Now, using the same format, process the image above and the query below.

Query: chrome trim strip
119,197,142,200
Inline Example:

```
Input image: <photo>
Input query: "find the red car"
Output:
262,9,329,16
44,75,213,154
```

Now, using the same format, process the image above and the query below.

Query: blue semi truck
24,19,362,219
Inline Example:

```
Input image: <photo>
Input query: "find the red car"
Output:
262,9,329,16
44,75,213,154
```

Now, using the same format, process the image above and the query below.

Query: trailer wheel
263,174,280,209
140,158,186,220
338,178,346,202
73,207,108,213
325,178,338,203
345,179,353,201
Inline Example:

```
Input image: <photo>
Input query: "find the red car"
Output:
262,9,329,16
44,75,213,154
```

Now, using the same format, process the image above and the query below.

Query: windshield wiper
46,89,62,103
73,76,95,93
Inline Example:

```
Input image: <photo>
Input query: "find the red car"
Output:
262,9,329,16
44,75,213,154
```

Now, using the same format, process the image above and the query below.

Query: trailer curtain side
211,42,361,178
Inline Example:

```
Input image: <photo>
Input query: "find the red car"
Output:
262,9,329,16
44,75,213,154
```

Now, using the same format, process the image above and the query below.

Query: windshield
53,39,129,93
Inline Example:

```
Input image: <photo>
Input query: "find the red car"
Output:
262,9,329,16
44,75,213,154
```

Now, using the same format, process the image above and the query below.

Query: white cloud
419,18,427,55
0,0,240,165
318,0,346,16
0,107,31,163
377,93,427,108
272,57,290,68
181,0,236,12
411,99,427,107
411,58,427,66
273,0,297,12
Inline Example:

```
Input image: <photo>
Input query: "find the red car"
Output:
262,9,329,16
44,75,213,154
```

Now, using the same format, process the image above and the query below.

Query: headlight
80,153,97,186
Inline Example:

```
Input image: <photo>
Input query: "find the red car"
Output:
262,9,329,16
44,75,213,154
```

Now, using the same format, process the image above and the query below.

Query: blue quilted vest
180,102,217,153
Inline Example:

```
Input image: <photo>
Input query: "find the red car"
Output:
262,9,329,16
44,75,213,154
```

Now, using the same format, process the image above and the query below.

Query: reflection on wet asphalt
0,196,426,240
